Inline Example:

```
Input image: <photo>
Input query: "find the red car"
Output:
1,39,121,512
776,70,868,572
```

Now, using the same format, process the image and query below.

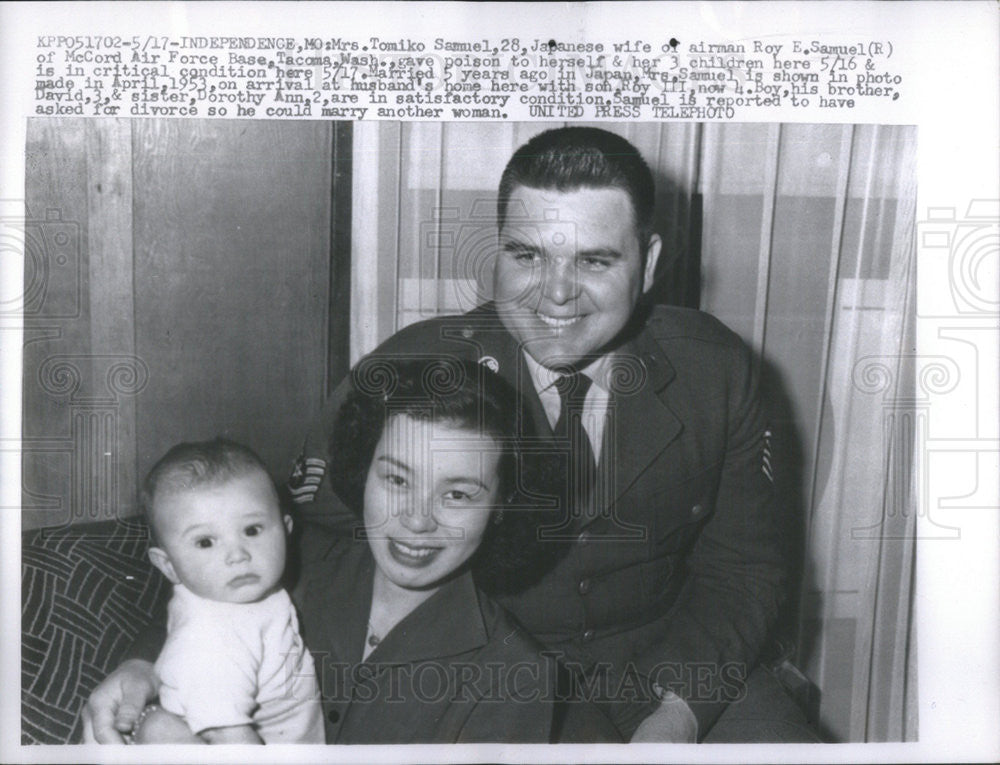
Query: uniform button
578,578,591,595
577,530,590,545
327,708,340,724
582,629,595,642
691,503,703,516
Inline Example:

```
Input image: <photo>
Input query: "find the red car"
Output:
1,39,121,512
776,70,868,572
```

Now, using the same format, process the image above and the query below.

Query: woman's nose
398,503,438,534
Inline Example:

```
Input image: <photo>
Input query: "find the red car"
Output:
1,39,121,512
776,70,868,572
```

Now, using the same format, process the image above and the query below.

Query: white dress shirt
522,351,613,463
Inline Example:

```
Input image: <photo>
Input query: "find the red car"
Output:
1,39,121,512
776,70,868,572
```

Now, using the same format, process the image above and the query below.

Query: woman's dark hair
329,357,566,595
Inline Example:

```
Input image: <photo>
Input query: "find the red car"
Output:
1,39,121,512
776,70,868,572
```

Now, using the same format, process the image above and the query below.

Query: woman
300,356,579,742
103,358,618,743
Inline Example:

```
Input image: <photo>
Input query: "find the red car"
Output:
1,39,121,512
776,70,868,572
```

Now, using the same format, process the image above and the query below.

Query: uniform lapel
595,328,683,520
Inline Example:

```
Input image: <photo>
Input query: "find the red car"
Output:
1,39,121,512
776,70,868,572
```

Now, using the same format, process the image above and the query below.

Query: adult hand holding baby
81,658,158,744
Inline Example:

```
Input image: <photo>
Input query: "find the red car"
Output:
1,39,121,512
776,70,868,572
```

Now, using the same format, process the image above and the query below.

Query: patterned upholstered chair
20,517,170,744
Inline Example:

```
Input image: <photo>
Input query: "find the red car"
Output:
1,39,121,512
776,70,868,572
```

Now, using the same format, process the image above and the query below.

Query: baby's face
148,470,291,604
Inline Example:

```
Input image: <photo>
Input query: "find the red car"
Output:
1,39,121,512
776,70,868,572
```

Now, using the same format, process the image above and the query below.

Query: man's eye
580,256,611,271
244,524,263,537
194,537,213,549
506,246,539,264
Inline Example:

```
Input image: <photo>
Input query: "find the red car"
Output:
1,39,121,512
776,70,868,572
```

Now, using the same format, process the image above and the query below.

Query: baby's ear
148,547,180,585
283,514,294,534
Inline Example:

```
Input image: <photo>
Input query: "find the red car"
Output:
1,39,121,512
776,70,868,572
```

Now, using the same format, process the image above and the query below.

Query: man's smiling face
494,185,661,368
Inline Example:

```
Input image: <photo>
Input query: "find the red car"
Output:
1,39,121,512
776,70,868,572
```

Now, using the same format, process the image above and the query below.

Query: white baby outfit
155,584,324,743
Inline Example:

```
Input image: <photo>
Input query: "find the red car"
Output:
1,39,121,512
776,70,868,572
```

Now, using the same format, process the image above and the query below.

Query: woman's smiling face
363,414,501,592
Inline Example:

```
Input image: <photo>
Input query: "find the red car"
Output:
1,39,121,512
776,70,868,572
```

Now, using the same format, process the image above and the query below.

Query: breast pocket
646,461,721,553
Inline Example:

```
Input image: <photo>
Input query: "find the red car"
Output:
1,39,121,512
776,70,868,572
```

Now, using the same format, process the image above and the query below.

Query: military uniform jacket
291,303,787,737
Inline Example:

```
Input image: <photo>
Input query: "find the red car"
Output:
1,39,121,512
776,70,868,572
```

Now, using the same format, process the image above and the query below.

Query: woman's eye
385,474,406,487
444,489,477,503
244,524,263,537
194,537,213,549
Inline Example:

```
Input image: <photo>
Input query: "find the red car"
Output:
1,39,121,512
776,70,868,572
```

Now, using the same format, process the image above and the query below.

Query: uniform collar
522,348,616,397
303,537,490,666
363,565,489,666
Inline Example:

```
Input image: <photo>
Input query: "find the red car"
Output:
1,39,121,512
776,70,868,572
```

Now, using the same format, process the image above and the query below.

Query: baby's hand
132,705,201,744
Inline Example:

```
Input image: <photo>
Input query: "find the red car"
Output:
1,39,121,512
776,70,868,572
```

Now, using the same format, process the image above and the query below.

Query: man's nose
226,543,251,565
398,502,438,534
541,258,578,305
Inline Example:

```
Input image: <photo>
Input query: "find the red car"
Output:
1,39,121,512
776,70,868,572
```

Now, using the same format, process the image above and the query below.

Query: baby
139,438,324,744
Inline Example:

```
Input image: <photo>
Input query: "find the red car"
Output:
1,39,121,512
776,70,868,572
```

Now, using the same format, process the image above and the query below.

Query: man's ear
148,547,180,585
642,233,663,294
283,514,294,534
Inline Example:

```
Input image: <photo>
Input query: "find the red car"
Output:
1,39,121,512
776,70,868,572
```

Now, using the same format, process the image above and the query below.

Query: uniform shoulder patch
287,453,327,503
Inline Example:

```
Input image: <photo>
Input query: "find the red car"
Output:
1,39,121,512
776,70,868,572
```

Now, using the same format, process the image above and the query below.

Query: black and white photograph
2,3,998,764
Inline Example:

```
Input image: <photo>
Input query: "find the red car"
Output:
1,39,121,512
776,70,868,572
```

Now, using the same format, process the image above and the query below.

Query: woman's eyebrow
376,455,411,472
443,476,490,491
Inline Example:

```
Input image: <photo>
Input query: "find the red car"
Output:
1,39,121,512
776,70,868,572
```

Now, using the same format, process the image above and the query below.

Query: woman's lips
388,539,442,568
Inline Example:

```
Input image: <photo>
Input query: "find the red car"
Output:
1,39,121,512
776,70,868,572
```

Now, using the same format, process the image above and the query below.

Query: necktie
553,371,596,511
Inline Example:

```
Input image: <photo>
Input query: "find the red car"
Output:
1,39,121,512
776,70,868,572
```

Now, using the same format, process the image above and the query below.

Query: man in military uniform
287,127,809,742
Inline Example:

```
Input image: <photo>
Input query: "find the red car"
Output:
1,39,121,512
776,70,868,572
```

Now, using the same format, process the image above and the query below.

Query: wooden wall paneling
83,119,137,522
327,122,353,396
22,118,91,530
131,120,333,486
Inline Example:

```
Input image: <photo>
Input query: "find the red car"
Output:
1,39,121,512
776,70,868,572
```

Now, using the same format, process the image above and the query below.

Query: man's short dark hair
497,126,657,247
142,437,274,538
330,357,567,595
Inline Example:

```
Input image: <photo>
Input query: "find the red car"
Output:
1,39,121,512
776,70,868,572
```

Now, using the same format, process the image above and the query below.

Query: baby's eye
194,537,213,549
244,524,263,537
